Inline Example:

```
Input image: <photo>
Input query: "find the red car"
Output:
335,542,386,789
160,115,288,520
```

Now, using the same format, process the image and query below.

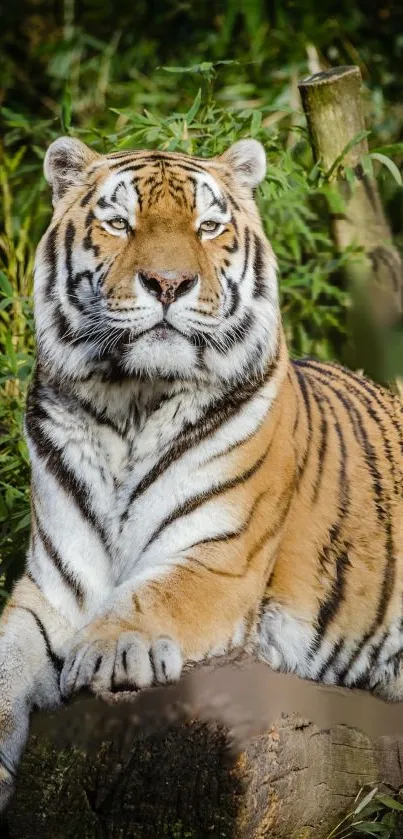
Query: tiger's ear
219,139,266,189
44,137,101,205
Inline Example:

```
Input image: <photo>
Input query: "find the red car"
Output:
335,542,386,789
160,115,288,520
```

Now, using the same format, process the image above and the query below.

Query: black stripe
68,269,93,313
53,302,81,345
297,362,396,676
314,550,351,650
64,220,87,315
26,382,110,551
183,484,273,555
293,366,313,485
301,375,350,655
299,359,399,493
82,213,100,256
185,556,248,580
304,359,403,454
65,220,75,282
109,150,210,166
72,393,126,437
223,235,239,254
97,196,113,209
308,376,329,503
382,642,403,677
115,160,210,177
290,369,300,435
248,479,294,569
110,161,154,173
33,502,85,607
44,224,59,298
225,278,240,317
80,185,97,207
349,629,390,690
16,606,63,674
111,180,127,202
316,638,345,681
239,228,250,284
121,343,280,523
228,194,241,212
300,361,395,539
206,309,255,354
296,361,388,524
26,568,38,587
85,209,95,228
142,440,273,554
107,150,144,161
167,178,188,208
202,181,227,214
305,374,349,536
252,234,269,299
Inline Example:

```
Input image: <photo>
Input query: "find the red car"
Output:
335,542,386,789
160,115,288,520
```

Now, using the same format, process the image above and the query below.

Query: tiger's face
35,137,279,385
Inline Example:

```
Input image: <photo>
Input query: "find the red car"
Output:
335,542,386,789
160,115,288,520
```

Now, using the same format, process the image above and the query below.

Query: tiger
0,134,403,810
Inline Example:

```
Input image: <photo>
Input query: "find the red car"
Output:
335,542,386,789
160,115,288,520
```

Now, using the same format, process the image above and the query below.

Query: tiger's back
259,358,403,699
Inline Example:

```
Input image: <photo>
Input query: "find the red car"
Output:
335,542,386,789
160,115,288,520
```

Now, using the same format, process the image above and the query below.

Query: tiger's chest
75,397,238,578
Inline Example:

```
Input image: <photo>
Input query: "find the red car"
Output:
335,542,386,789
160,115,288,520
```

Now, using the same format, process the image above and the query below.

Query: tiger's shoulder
292,356,402,414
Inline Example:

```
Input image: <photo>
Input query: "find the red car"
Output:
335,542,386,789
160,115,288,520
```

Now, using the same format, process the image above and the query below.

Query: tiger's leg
364,652,403,701
0,575,73,810
60,560,263,698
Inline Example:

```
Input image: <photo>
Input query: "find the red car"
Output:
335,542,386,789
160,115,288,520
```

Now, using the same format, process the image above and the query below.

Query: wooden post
298,66,403,381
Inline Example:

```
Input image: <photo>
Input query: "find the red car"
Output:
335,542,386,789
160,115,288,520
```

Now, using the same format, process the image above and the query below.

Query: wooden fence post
298,65,403,380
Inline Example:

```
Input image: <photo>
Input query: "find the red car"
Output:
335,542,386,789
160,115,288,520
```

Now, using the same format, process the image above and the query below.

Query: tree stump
3,658,403,839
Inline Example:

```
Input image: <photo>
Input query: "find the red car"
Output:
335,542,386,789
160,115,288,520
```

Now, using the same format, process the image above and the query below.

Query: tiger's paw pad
60,632,183,698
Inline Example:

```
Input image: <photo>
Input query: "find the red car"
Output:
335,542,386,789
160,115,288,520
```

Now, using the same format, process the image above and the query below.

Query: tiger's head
35,137,279,385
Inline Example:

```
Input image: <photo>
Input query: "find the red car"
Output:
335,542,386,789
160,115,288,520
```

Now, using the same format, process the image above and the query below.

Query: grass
328,786,403,838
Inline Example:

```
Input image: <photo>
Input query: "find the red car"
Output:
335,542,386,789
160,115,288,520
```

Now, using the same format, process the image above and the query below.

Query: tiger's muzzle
138,270,198,307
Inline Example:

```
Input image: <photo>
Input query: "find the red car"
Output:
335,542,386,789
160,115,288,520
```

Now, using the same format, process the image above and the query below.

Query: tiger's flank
0,136,402,809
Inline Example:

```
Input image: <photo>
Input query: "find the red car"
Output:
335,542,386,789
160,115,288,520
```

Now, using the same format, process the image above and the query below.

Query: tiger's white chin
121,329,199,380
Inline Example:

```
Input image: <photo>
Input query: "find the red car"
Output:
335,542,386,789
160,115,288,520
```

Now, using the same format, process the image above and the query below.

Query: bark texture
3,658,403,839
299,66,402,381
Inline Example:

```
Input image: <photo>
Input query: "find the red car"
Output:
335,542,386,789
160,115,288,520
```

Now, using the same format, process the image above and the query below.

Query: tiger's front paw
60,632,183,698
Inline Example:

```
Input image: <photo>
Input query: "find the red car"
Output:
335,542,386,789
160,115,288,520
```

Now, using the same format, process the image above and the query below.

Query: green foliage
328,786,403,838
0,150,37,597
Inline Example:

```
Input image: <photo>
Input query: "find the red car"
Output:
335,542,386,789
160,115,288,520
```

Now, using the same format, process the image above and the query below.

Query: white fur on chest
29,374,277,627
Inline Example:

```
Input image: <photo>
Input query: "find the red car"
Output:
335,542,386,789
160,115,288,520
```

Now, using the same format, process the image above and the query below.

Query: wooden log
3,657,403,839
298,66,403,381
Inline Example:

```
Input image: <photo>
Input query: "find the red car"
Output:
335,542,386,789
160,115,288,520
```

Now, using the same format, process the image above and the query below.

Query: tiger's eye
199,220,220,233
108,217,128,231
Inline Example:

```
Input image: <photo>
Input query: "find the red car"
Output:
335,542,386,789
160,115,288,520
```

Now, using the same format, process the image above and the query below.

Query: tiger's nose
138,270,198,306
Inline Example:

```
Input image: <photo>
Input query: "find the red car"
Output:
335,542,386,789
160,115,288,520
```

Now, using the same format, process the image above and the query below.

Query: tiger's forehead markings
92,169,139,222
92,153,229,218
106,154,227,192
107,149,215,172
129,159,197,211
